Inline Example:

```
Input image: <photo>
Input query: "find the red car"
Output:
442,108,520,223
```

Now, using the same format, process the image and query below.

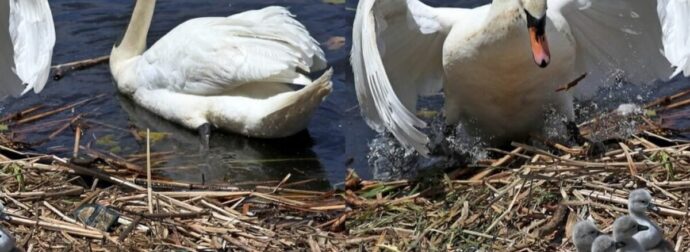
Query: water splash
368,113,488,180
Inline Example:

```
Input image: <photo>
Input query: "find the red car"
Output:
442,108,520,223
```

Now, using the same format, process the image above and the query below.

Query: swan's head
613,216,648,240
520,0,550,68
628,188,659,215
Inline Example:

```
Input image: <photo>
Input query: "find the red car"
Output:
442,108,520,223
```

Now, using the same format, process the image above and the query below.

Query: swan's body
573,220,601,252
591,235,620,252
627,189,673,251
613,216,648,252
110,0,331,140
352,0,690,155
0,0,55,99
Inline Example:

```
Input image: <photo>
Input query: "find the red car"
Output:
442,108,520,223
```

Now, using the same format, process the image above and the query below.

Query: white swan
352,0,690,155
110,0,332,146
0,0,55,99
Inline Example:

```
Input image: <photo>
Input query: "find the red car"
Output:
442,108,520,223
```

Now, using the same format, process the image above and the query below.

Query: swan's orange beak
529,27,550,68
526,12,550,68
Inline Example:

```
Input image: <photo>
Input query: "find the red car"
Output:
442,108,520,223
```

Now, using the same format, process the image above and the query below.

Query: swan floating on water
0,0,55,99
110,0,332,146
352,0,690,155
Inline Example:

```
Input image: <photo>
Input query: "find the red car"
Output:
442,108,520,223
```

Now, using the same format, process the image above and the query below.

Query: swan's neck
110,0,155,81
489,0,520,13
485,0,523,31
629,211,649,221
472,1,525,57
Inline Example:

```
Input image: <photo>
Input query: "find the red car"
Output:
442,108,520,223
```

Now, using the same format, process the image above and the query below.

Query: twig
15,94,105,125
72,126,81,159
147,129,153,214
272,173,291,193
555,73,587,92
51,55,109,81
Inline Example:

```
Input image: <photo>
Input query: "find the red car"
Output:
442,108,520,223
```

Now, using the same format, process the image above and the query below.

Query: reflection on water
0,0,688,186
116,94,331,189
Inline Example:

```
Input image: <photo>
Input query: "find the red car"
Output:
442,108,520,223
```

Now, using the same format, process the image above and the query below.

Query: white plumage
111,0,332,139
0,0,55,98
352,0,690,155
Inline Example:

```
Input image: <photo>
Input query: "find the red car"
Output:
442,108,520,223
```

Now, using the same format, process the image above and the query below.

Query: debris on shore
0,88,688,251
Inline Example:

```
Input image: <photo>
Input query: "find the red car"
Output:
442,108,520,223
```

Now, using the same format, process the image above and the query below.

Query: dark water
3,0,361,189
1,0,688,188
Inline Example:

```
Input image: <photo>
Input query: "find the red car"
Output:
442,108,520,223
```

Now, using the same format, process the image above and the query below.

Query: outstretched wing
137,6,326,95
7,0,55,95
547,0,690,98
351,0,468,155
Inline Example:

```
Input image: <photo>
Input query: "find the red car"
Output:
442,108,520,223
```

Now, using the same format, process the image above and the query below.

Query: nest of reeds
0,89,688,251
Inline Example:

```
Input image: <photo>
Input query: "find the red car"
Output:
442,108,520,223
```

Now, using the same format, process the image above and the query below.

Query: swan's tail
258,68,333,137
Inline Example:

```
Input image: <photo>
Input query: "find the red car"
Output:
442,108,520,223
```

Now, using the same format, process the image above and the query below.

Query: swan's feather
7,0,55,95
658,0,690,78
137,6,326,95
352,0,464,155
547,0,688,98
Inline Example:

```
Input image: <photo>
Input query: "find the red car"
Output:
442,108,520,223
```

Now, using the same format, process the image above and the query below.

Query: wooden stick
0,104,44,122
578,189,687,217
130,178,239,191
47,115,81,140
555,73,587,92
118,215,142,242
58,161,146,191
15,94,105,125
272,173,291,193
158,191,251,198
6,187,83,199
255,186,326,196
43,201,70,220
8,215,103,239
72,126,81,159
619,143,638,177
147,129,153,214
645,89,690,109
51,55,109,80
470,147,523,181
661,98,690,111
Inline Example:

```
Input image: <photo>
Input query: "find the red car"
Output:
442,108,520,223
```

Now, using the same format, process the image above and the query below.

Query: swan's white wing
547,0,689,98
352,0,466,155
138,6,326,95
658,0,690,77
8,0,55,95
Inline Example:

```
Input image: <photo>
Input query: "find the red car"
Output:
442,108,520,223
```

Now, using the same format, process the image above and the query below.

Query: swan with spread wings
352,0,690,155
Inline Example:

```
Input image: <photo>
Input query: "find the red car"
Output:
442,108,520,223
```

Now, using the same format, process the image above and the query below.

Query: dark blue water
1,0,688,188
2,0,362,188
